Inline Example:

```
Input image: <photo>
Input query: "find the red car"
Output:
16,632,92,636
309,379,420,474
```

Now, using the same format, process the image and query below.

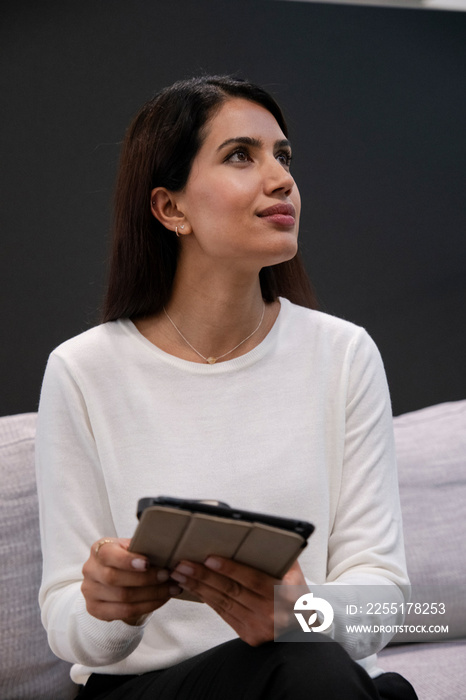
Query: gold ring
95,538,114,556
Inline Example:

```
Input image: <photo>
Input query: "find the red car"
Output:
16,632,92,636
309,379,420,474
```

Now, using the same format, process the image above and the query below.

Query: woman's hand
82,538,182,626
171,557,306,645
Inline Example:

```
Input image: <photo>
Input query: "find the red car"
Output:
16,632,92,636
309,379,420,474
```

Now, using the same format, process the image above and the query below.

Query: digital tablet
129,496,314,580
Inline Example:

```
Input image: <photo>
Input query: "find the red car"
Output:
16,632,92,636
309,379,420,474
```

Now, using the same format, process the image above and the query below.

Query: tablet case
130,504,310,581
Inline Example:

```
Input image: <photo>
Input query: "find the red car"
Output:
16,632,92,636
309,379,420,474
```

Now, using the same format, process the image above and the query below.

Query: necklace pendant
163,302,265,366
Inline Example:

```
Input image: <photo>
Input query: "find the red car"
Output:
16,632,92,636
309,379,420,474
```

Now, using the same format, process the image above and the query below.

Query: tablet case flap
234,523,306,578
130,507,189,567
171,513,251,566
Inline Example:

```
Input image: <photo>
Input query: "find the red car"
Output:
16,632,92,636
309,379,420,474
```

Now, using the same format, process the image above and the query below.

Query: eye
276,150,293,168
225,148,252,164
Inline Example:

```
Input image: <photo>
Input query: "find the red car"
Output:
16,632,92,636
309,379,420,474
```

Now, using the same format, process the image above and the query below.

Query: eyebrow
216,136,291,152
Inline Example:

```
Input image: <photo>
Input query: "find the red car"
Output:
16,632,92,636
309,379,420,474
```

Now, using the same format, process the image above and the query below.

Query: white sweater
36,298,409,685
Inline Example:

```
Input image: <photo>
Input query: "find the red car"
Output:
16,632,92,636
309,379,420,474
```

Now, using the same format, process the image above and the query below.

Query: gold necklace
163,302,266,364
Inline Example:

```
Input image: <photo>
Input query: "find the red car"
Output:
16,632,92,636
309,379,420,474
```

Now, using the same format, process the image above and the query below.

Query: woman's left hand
170,557,306,646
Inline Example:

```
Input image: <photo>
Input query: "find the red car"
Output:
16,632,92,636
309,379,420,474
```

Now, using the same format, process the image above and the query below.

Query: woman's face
175,97,301,272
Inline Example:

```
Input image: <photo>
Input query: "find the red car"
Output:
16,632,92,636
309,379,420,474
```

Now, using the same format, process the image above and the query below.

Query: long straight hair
102,75,317,322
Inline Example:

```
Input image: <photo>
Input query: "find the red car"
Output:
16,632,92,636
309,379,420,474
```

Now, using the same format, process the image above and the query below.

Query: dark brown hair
102,75,317,322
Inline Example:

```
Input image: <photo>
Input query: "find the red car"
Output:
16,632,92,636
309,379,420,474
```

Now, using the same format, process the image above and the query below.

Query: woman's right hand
81,538,181,626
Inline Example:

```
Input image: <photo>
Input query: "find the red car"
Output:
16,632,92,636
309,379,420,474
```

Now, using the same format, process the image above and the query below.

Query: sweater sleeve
310,328,410,659
35,350,146,667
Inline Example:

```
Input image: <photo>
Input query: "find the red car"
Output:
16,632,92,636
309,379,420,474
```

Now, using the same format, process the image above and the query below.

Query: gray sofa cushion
1,402,464,698
0,413,77,700
380,640,466,700
391,400,466,643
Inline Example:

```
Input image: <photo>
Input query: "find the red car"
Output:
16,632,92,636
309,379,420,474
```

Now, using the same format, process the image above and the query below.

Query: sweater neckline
118,298,288,374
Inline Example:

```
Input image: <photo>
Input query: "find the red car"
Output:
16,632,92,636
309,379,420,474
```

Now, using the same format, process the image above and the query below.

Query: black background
1,0,465,416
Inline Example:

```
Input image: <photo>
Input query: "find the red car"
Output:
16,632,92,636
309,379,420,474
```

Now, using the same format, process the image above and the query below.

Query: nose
263,156,296,196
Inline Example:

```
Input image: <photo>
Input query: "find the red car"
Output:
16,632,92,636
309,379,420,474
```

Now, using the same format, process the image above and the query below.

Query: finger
171,560,266,612
170,562,275,646
171,563,251,621
82,575,182,624
86,539,172,590
92,537,150,573
202,556,306,591
96,563,172,589
85,579,181,605
203,556,279,595
281,559,307,586
84,595,171,624
84,556,170,590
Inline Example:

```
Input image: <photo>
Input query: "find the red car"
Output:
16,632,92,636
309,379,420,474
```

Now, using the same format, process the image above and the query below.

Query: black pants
78,634,417,700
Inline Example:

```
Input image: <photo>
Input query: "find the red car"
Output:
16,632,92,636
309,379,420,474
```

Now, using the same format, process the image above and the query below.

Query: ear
150,187,191,235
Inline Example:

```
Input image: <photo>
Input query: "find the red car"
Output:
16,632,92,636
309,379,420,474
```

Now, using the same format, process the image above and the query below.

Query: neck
134,251,281,363
165,267,266,362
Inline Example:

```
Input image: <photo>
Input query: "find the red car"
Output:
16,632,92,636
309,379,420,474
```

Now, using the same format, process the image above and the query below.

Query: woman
36,75,417,699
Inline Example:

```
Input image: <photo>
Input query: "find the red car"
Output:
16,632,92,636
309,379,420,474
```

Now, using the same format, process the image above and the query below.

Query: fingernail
171,570,187,583
131,558,148,571
170,584,182,595
157,569,169,582
175,563,194,576
204,556,221,570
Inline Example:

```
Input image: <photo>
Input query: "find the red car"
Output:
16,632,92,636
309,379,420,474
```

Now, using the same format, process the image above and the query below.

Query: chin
264,236,299,266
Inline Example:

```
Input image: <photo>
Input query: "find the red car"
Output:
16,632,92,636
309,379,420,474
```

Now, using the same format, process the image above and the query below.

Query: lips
257,202,296,228
257,203,296,218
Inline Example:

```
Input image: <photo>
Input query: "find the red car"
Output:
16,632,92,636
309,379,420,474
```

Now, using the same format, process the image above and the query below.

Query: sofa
377,399,466,697
1,400,465,699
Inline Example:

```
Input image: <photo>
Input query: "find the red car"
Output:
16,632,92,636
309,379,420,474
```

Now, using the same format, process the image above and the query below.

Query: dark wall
1,0,465,417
